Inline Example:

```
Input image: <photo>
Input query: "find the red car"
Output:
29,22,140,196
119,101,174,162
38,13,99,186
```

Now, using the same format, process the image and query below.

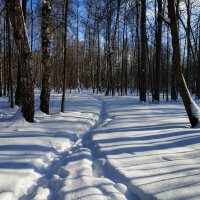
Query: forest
0,0,200,199
0,0,199,125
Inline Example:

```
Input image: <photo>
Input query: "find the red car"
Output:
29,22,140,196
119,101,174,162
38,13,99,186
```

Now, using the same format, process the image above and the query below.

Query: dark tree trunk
61,0,69,112
140,0,147,102
153,0,162,102
15,58,22,106
168,0,199,127
40,0,51,114
31,0,34,51
22,0,28,22
0,18,2,97
136,1,140,95
105,2,113,96
6,0,35,122
171,65,178,101
15,0,27,106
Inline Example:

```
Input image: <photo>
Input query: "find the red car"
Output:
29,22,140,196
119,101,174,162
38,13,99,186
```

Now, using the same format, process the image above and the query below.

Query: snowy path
41,95,130,200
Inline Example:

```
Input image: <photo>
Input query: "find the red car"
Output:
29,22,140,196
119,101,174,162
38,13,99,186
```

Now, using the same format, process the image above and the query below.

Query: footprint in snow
92,158,107,177
162,157,172,161
114,183,127,194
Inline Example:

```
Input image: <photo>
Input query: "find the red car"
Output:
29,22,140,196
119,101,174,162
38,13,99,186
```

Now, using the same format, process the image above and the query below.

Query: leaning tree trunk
6,0,35,122
168,0,199,127
40,0,51,114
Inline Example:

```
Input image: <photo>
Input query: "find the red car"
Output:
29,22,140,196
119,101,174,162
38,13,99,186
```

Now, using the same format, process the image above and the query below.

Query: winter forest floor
0,90,200,200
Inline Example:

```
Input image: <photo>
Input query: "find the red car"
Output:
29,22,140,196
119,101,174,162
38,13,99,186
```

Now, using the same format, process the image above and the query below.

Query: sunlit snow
0,91,199,200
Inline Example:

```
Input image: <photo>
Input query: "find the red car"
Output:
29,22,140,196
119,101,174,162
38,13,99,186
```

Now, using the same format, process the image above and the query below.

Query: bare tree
40,0,52,114
6,0,35,122
140,0,147,102
153,0,162,102
168,0,200,127
61,0,69,112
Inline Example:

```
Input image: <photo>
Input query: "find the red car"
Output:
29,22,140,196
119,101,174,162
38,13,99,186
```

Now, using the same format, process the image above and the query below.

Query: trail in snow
45,95,133,200
19,94,132,200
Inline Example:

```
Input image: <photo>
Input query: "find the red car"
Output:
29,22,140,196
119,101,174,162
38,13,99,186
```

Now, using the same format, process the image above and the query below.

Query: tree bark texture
153,0,162,102
61,0,69,112
15,58,22,106
0,18,2,97
140,0,147,102
6,0,35,122
40,0,51,114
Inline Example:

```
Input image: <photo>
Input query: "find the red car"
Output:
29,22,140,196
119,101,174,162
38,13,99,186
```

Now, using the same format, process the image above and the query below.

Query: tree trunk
140,0,147,102
153,0,162,102
136,1,140,95
168,0,199,127
22,0,28,22
186,0,192,90
3,19,6,96
15,0,27,106
196,21,200,98
105,2,113,96
96,17,101,94
0,18,2,97
6,10,14,108
40,0,51,114
61,0,69,112
112,0,121,96
6,0,35,122
15,58,22,106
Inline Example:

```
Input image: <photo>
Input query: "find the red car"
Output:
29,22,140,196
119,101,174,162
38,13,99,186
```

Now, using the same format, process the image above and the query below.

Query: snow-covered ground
0,91,199,200
92,95,200,200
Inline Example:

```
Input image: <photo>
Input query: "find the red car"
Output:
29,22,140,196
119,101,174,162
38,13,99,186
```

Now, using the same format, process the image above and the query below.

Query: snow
191,98,200,120
0,91,200,200
92,95,200,200
0,91,101,200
